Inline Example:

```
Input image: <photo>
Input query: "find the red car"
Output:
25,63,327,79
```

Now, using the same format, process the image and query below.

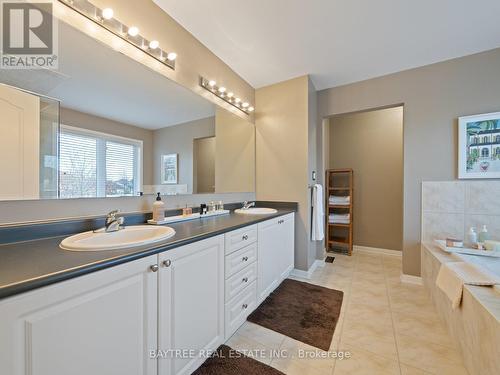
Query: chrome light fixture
58,0,177,70
200,77,254,114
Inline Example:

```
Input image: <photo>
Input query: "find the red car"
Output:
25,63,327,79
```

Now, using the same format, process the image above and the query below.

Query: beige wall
193,137,216,193
328,107,403,251
215,108,256,193
318,48,500,276
0,1,256,225
256,75,317,271
153,117,215,191
60,107,155,185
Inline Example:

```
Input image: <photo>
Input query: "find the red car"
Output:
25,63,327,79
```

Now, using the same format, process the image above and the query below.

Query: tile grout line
382,255,403,375
331,252,357,375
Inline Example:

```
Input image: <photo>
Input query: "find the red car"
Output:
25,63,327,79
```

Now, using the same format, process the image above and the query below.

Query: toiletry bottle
478,225,490,243
467,227,477,246
153,193,165,222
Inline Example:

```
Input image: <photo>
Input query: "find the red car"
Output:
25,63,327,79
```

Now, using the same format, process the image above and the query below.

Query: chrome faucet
97,210,124,233
242,201,255,210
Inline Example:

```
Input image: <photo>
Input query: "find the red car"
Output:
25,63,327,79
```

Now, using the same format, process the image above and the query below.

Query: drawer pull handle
150,264,159,272
242,234,249,240
242,303,248,309
242,277,249,283
162,259,172,267
242,256,249,262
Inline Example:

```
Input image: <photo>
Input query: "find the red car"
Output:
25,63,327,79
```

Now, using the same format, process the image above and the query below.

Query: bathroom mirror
0,19,255,201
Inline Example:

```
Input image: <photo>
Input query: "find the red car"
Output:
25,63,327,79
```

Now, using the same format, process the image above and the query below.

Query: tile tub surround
421,242,500,375
421,181,500,243
0,202,296,300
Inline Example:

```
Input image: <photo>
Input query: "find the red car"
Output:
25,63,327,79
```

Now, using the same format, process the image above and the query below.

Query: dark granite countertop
0,203,296,300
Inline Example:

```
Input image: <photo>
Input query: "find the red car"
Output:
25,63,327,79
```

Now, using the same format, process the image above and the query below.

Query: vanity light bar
200,77,254,114
58,0,177,70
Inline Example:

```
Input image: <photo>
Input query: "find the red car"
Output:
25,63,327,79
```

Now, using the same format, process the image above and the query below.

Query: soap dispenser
467,227,477,246
153,192,165,222
478,225,490,243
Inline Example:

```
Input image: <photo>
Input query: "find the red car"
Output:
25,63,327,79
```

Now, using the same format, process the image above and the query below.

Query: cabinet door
0,255,158,375
279,213,295,280
257,218,282,303
158,235,224,375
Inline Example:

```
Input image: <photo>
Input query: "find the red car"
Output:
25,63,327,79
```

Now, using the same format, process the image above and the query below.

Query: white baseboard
400,273,423,285
354,245,402,257
290,259,323,279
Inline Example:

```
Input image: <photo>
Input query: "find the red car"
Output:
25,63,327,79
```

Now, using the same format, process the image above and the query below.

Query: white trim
400,274,423,285
354,245,402,257
290,259,324,279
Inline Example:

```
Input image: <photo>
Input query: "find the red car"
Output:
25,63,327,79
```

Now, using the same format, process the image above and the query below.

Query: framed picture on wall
458,112,500,179
161,154,178,184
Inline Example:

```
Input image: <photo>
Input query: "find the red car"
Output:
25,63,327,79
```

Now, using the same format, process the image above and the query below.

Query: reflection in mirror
0,17,255,201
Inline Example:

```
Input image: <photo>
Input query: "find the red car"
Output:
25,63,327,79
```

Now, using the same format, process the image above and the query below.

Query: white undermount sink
60,225,176,251
234,207,278,215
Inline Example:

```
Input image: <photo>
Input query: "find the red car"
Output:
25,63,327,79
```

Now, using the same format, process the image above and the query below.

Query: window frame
59,124,143,198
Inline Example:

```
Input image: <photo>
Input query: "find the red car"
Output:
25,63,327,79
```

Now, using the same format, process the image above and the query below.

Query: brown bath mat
247,278,343,351
192,345,284,375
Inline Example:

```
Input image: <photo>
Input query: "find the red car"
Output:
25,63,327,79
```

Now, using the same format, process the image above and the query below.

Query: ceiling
154,0,500,90
2,21,214,130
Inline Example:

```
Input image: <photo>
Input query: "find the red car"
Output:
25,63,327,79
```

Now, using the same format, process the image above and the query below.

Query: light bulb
235,98,241,103
166,52,177,61
102,8,114,20
218,87,226,93
248,106,254,112
128,26,139,37
149,40,159,49
242,102,249,108
208,80,216,87
227,92,234,98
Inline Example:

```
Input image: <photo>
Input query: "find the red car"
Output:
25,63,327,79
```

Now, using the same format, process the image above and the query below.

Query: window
59,125,142,198
481,148,489,158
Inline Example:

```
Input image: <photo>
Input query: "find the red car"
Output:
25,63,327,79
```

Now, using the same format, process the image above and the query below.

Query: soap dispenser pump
153,192,165,222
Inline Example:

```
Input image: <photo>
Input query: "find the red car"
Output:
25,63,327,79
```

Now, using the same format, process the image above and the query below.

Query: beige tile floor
225,250,470,375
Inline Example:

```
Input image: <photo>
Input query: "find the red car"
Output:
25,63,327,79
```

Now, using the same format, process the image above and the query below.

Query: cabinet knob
242,234,249,240
242,277,249,283
242,303,248,309
242,256,249,262
150,264,159,272
162,259,172,267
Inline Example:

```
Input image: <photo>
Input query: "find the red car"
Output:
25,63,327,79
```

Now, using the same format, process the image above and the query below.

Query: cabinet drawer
225,262,257,301
225,243,257,278
225,225,257,255
225,281,257,339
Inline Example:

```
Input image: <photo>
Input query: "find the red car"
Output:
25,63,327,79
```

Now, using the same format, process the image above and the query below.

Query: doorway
324,105,404,253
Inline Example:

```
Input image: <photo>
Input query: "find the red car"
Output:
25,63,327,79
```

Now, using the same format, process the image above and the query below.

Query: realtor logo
1,0,58,68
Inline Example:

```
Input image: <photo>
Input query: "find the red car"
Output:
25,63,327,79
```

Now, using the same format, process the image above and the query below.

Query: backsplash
421,181,500,243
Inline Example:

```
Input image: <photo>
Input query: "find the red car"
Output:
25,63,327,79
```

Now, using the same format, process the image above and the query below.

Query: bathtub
454,253,500,293
421,242,500,375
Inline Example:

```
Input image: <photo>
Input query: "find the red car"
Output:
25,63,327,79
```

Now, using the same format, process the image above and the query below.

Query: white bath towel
329,213,350,224
311,184,324,241
329,195,350,205
436,262,500,309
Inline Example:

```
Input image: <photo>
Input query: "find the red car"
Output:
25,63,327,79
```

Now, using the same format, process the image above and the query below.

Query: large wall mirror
0,18,255,201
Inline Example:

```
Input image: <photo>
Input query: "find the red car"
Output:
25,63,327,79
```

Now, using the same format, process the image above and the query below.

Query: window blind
59,126,142,198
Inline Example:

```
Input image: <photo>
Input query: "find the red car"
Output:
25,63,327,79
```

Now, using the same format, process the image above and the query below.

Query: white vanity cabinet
0,255,159,375
223,225,259,340
157,235,225,375
257,213,295,303
223,213,295,339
